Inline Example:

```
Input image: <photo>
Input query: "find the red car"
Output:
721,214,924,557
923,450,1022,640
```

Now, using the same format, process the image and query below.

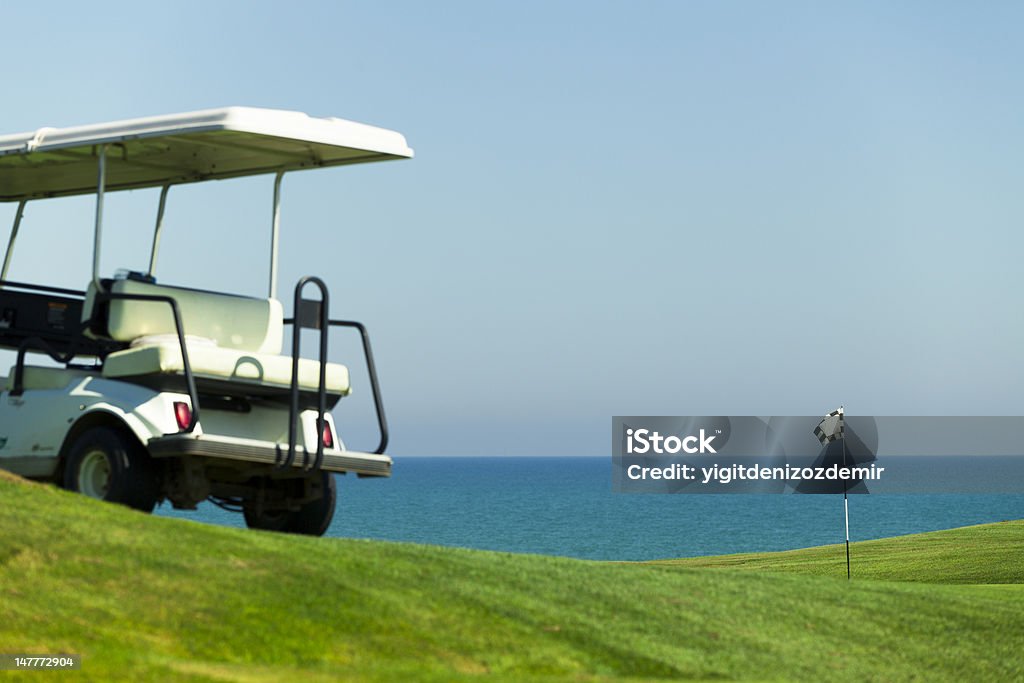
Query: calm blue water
156,457,1024,561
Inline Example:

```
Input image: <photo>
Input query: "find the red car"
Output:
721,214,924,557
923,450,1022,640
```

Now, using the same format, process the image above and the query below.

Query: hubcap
78,450,112,498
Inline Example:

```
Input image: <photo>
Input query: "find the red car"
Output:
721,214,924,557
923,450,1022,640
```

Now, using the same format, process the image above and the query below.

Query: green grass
653,520,1024,584
0,470,1022,682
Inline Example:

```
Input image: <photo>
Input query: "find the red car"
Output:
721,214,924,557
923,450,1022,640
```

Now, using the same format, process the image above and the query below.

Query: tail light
173,401,193,431
322,421,335,449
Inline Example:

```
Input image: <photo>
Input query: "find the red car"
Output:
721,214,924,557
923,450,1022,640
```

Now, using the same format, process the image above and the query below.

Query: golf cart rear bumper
147,433,392,477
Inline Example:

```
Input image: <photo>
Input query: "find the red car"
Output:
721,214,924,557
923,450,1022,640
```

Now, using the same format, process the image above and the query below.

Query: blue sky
2,2,1023,455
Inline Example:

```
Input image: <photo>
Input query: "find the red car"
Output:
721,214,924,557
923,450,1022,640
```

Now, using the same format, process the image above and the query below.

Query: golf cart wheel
288,471,337,537
63,426,161,513
242,506,293,533
243,471,337,537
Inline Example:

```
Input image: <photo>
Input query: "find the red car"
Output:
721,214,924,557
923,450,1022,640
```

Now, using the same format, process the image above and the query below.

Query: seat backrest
84,279,283,354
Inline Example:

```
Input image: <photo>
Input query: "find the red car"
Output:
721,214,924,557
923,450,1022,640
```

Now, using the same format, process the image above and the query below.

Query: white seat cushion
101,343,350,395
130,334,217,349
86,279,284,354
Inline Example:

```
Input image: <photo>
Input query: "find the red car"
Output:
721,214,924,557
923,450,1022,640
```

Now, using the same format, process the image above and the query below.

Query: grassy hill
1,470,1022,682
653,520,1024,584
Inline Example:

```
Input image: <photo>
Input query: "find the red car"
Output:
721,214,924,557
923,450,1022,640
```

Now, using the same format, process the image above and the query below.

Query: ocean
155,456,1024,561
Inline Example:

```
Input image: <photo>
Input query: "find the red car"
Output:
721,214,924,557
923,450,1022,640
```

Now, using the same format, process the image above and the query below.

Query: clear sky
2,2,1023,455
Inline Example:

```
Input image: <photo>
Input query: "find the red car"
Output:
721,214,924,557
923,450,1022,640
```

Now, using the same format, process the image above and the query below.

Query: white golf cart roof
0,107,414,202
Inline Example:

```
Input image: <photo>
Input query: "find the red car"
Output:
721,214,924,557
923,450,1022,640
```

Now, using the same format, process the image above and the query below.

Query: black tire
288,471,337,536
242,506,294,533
63,426,161,513
243,472,336,537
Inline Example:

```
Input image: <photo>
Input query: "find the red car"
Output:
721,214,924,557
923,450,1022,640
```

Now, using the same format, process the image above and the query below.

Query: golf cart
0,107,411,535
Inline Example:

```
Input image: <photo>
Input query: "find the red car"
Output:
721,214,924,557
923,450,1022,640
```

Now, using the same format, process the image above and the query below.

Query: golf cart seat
85,279,350,396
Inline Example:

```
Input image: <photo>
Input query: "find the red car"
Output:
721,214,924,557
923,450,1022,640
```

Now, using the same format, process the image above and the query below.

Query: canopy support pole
268,171,285,299
148,185,171,278
92,145,108,292
1,199,27,282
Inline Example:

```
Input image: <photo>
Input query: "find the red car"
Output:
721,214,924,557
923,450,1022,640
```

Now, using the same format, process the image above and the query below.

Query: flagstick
842,405,850,580
843,483,850,580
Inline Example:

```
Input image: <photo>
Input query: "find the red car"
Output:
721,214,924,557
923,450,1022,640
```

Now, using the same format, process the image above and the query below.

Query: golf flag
814,407,844,445
814,405,852,580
